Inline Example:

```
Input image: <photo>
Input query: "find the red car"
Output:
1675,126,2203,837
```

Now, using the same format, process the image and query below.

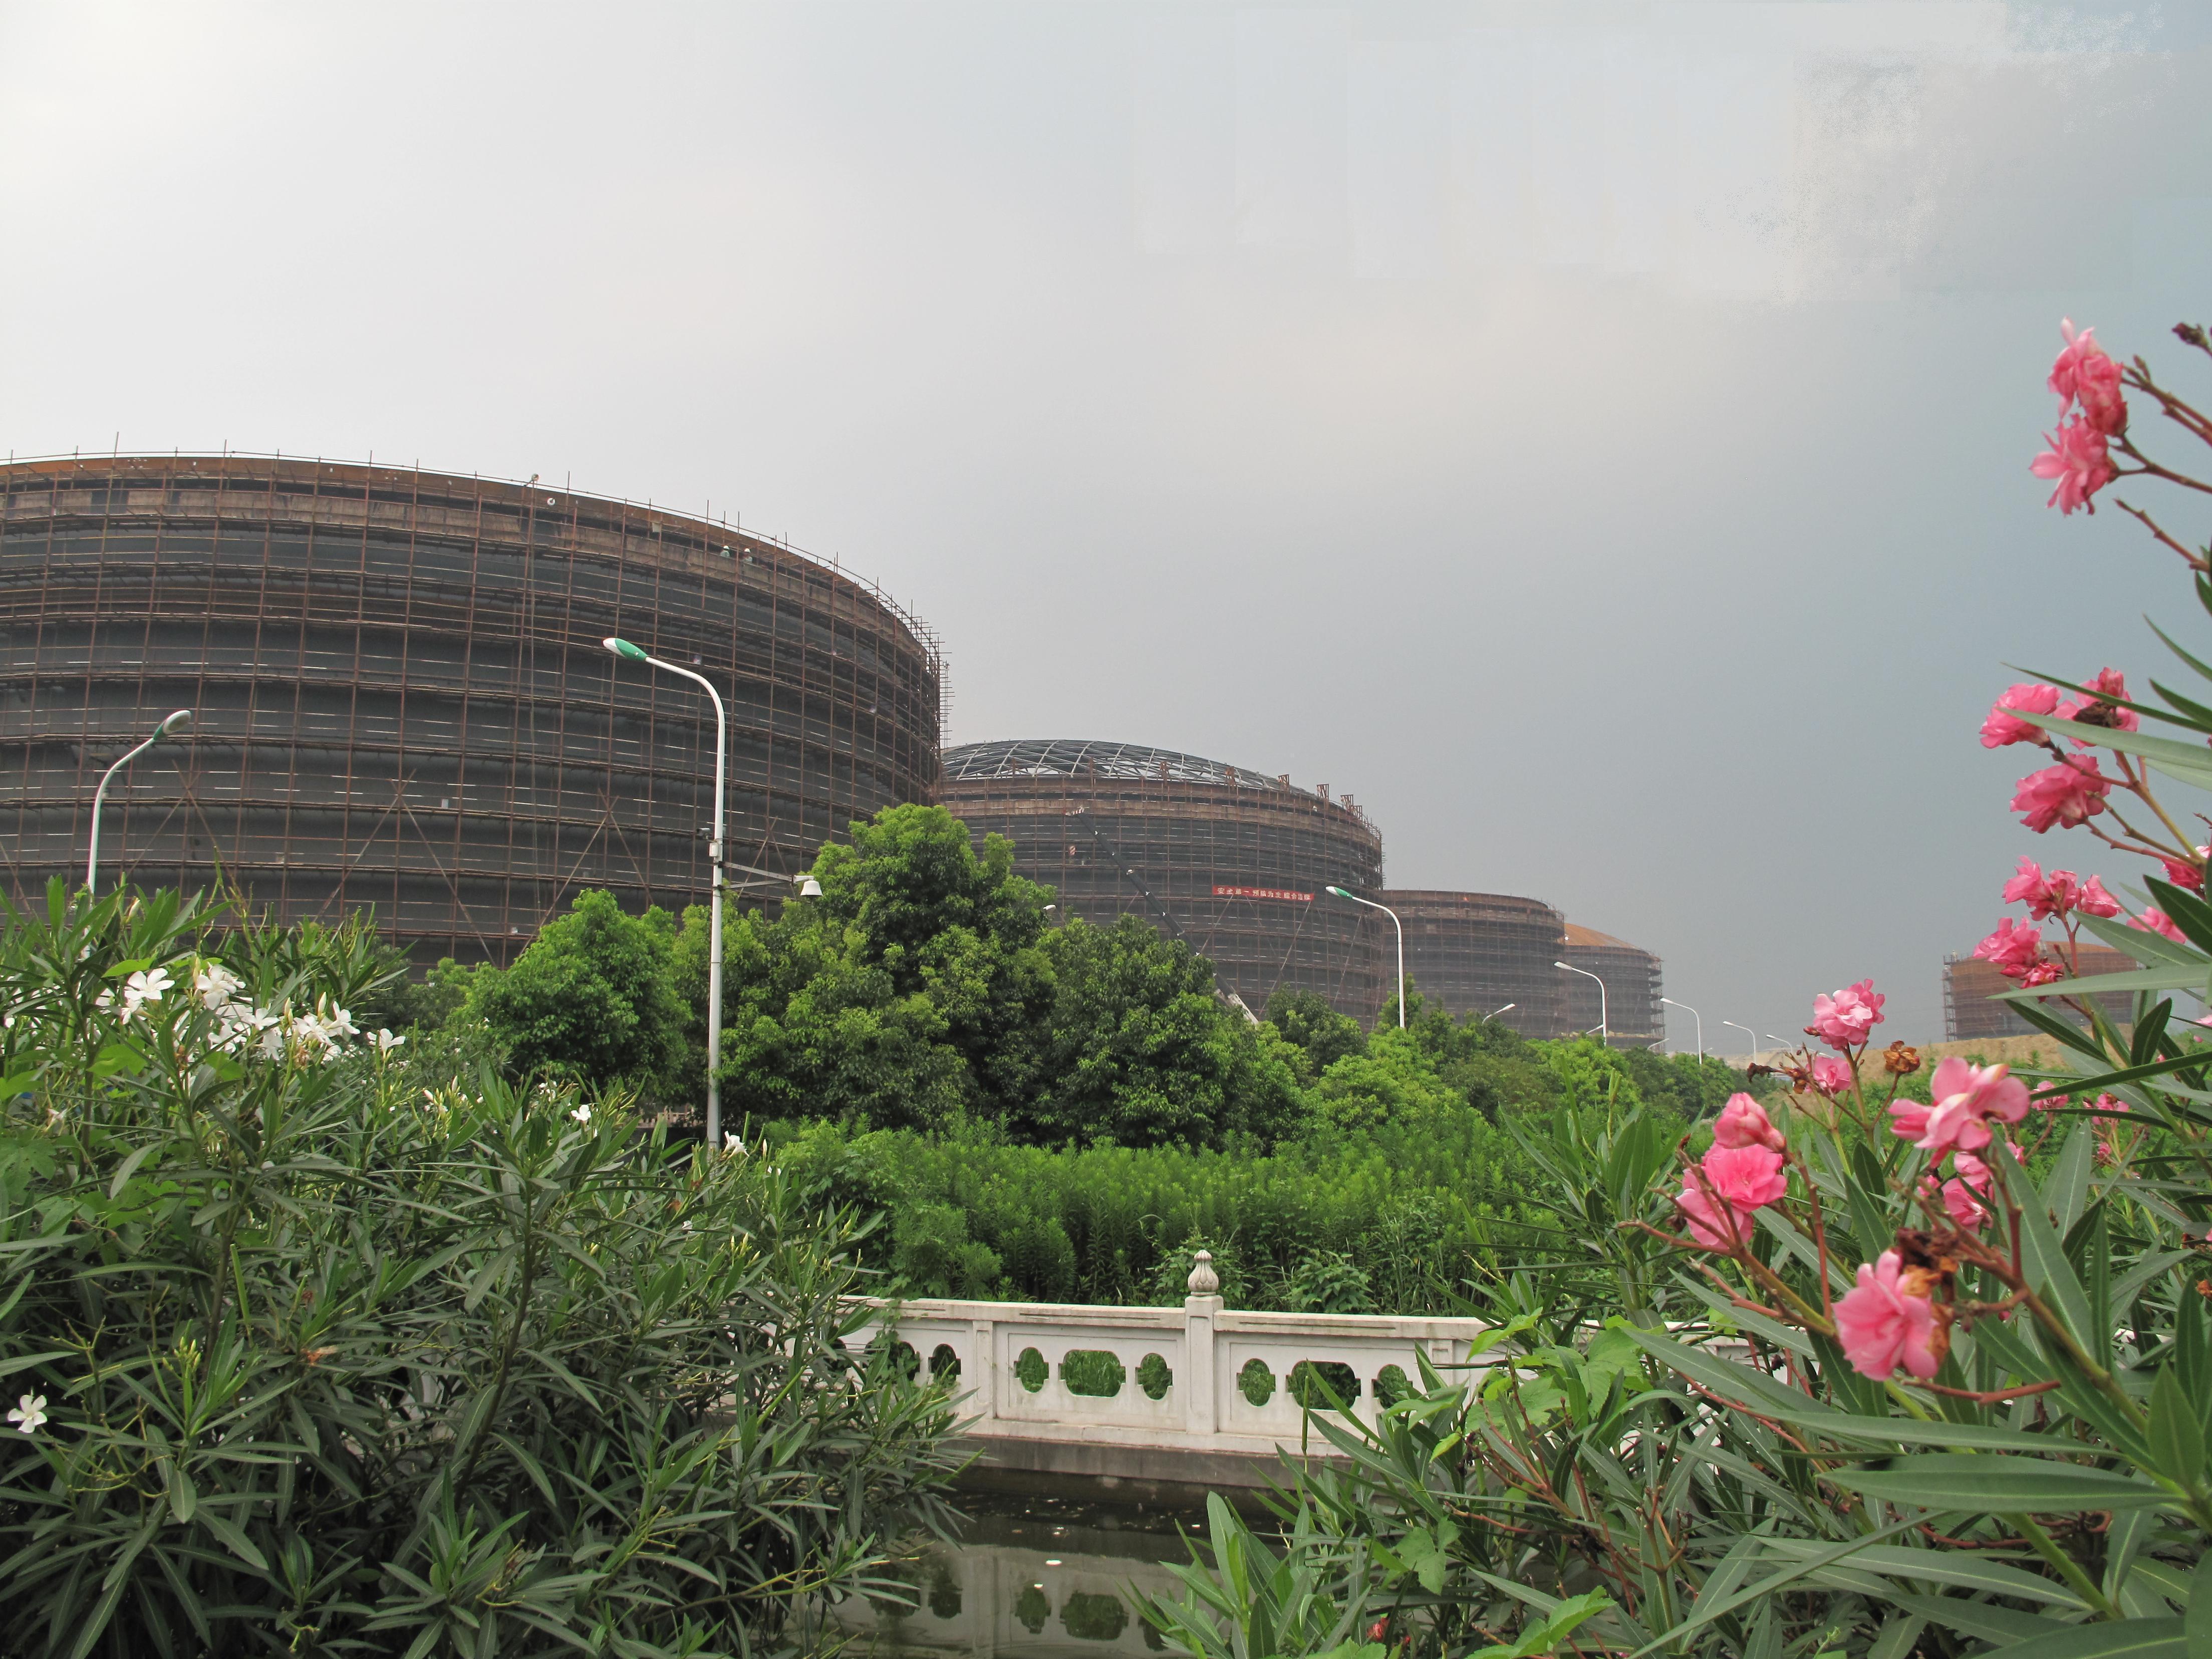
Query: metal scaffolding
1560,923,1665,1047
938,739,1387,1020
1943,944,2137,1041
1385,889,1568,1037
0,453,944,963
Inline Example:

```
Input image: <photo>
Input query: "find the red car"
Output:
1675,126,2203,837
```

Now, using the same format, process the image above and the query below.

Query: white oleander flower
123,968,173,1013
257,1027,288,1061
194,964,242,1008
724,1132,743,1153
9,1394,47,1435
571,1102,592,1127
324,1004,359,1040
372,1029,405,1052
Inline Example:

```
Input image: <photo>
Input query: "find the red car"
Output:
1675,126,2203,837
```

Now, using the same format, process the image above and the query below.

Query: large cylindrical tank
0,454,943,961
937,738,1387,1019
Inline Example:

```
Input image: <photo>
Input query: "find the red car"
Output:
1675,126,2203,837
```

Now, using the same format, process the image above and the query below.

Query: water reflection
833,1487,1214,1659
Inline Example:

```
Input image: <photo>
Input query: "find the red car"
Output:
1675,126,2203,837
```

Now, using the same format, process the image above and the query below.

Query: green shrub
0,882,959,1657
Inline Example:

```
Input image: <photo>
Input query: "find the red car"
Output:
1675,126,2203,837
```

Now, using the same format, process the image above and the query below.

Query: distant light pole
1556,960,1607,1043
1721,1020,1758,1059
86,710,192,892
1328,887,1404,1028
1486,1002,1515,1020
606,637,727,1150
1662,997,1702,1060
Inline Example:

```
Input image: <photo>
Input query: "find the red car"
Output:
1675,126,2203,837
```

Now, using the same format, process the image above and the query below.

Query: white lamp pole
606,638,726,1150
1662,997,1702,1060
86,709,192,892
1721,1019,1758,1058
1486,1002,1515,1019
1327,886,1404,1028
1556,960,1607,1043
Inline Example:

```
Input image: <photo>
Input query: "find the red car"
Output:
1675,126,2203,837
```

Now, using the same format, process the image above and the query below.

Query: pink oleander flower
2032,416,2117,514
1974,918,2045,977
2092,1093,2128,1115
2012,758,2112,834
1713,1092,1786,1151
1981,683,2061,749
2162,859,2206,893
1888,1095,1931,1140
2050,319,2127,435
1835,1250,1945,1379
1809,1055,1853,1095
1937,1174,1989,1228
2077,875,2122,917
1809,980,1884,1050
2057,668,2140,746
2018,959,2064,987
2001,856,2046,908
1676,1143,1788,1248
1951,1149,1995,1193
2131,908,2188,944
1917,1057,2033,1155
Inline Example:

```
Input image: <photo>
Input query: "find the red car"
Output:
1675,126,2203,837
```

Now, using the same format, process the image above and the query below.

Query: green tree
1020,916,1242,1147
1310,1027,1463,1132
465,889,685,1089
1263,986,1368,1079
674,803,1055,1132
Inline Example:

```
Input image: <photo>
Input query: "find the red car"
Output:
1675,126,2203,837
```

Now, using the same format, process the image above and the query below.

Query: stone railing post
1182,1250,1223,1436
970,1315,997,1424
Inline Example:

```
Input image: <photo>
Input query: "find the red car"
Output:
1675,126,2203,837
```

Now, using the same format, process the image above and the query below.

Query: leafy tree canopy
465,890,685,1089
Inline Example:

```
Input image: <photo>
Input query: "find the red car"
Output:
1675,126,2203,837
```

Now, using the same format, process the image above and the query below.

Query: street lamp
1486,1002,1515,1019
606,637,727,1149
1556,960,1607,1043
1662,997,1702,1060
1327,886,1404,1028
86,709,191,892
797,876,823,899
1721,1019,1758,1058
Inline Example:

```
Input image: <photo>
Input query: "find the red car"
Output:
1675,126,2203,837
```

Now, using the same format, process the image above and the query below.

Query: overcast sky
6,2,2210,1048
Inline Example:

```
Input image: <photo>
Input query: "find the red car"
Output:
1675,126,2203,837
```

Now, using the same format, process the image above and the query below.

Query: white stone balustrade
845,1252,1502,1487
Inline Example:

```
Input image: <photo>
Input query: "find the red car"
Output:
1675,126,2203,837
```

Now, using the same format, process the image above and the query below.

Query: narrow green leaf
1977,1616,2186,1659
1996,1141,2097,1347
1881,1592,2053,1646
1827,1455,2167,1512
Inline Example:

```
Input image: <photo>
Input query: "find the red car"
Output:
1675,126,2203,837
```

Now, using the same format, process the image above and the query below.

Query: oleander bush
0,882,960,1659
1140,321,2212,1659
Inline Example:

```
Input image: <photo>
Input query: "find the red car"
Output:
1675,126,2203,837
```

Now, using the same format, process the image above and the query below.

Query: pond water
828,1483,1227,1659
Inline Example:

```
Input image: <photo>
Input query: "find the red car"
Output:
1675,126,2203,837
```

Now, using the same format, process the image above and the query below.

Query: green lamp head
1326,886,1352,899
156,709,193,739
603,637,648,662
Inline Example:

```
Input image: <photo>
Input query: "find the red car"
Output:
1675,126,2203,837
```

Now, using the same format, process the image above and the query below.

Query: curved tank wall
1383,889,1567,1037
1560,923,1665,1048
937,738,1386,1020
0,454,943,962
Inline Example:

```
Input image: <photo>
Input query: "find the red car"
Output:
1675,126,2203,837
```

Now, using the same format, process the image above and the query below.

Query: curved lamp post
1662,997,1702,1060
86,709,191,892
606,638,727,1149
1721,1019,1758,1058
1486,1002,1515,1020
1327,886,1404,1028
1556,959,1607,1043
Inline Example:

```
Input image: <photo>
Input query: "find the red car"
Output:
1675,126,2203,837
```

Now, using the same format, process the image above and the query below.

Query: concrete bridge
847,1253,1499,1492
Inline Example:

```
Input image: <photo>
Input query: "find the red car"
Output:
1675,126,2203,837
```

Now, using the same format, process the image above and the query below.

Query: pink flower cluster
1920,1149,1996,1230
2011,756,2112,834
2000,857,2120,921
1888,1057,2031,1156
2131,908,2187,944
2031,320,2126,515
1980,682,2058,749
1677,1095,1789,1249
2058,668,2139,742
1808,980,1883,1051
1835,1251,1946,1379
